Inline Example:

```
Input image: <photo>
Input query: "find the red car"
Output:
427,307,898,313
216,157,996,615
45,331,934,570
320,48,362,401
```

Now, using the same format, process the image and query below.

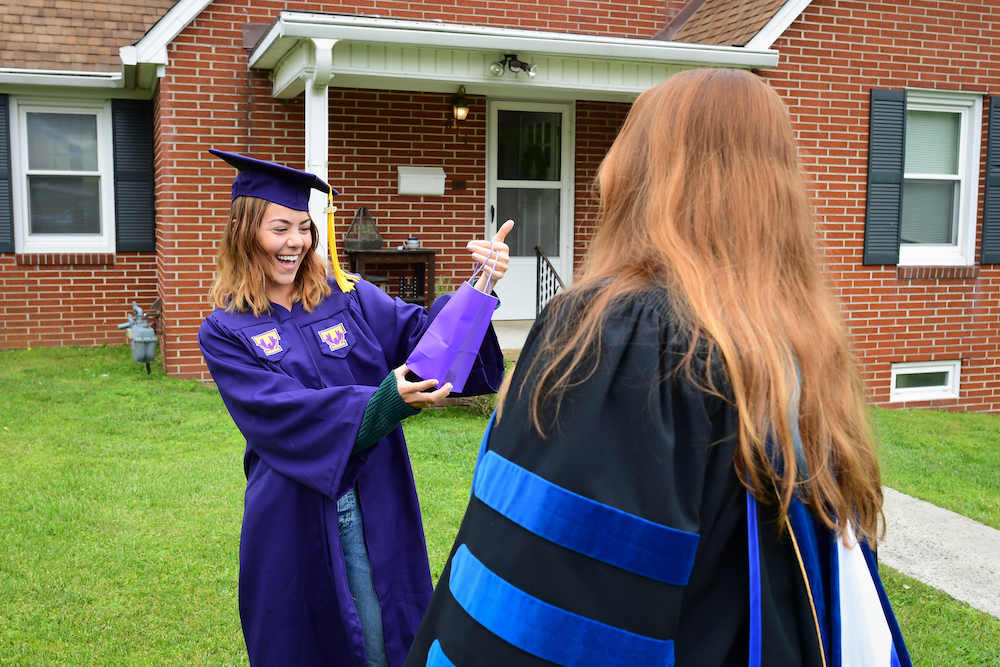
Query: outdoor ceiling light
489,54,538,78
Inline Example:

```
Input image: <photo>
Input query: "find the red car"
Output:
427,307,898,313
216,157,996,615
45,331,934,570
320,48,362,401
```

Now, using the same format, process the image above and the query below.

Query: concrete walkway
493,319,534,360
491,319,1000,620
880,487,1000,618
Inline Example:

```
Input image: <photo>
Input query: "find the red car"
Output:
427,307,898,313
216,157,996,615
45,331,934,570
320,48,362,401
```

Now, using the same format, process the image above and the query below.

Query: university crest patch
251,329,283,356
318,323,348,352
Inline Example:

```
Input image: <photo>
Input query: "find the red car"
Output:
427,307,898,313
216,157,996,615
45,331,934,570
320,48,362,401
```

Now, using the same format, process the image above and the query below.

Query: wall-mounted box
397,166,446,196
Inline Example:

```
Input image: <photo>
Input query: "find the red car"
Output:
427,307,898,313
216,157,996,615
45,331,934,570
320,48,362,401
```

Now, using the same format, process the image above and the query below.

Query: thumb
492,219,515,244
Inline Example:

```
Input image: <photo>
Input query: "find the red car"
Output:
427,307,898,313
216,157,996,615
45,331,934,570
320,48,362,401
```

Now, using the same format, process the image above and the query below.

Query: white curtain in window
905,110,959,175
902,110,960,244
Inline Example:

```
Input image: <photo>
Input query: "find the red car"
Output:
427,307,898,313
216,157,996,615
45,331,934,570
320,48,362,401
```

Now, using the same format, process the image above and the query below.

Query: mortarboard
209,148,359,294
209,149,339,211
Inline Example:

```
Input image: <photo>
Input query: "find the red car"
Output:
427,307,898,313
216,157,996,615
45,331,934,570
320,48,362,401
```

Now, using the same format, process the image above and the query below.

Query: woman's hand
395,364,452,409
469,220,514,293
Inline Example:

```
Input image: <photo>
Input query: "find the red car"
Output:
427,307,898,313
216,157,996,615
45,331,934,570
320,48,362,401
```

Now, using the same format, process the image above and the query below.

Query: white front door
487,101,574,320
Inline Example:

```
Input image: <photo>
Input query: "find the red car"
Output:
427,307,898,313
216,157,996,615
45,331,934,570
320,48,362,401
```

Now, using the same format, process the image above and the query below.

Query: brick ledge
896,265,979,280
15,253,117,266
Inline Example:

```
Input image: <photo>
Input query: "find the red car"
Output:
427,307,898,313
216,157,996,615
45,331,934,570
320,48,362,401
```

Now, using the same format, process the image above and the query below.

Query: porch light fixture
452,86,469,122
447,86,470,144
489,54,538,78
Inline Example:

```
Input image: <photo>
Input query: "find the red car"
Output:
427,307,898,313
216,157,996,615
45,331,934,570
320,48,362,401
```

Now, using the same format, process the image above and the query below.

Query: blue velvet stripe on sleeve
448,544,675,667
426,640,457,667
472,450,700,585
747,491,762,667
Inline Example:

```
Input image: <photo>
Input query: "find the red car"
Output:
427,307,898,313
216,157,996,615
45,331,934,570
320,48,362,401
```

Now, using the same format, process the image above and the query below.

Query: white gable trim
744,0,814,50
118,0,214,91
250,12,779,102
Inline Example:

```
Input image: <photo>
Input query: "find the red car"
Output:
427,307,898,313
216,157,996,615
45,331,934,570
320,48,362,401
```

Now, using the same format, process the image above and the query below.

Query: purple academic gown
197,277,504,667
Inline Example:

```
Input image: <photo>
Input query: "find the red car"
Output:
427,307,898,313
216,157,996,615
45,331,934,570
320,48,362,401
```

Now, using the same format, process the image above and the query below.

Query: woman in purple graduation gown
198,149,511,667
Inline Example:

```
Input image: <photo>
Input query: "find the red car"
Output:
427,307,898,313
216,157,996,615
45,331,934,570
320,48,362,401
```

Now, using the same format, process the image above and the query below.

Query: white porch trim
0,68,123,89
250,12,779,102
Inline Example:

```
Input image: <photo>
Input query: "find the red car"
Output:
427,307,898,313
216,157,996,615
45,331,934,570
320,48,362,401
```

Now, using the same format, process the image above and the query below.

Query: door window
495,111,562,258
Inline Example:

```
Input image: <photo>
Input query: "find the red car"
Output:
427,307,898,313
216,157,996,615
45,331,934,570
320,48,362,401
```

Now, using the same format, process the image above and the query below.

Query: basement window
889,360,960,402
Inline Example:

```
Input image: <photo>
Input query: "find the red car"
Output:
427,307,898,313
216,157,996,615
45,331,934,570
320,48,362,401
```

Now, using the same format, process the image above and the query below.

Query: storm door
487,101,574,320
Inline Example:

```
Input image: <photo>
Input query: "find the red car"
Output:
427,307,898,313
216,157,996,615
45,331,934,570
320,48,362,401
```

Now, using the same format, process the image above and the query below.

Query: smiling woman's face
255,202,313,308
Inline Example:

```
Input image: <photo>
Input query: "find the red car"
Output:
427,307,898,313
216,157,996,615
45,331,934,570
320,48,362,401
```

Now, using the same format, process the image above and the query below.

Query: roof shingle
666,0,788,47
0,0,180,72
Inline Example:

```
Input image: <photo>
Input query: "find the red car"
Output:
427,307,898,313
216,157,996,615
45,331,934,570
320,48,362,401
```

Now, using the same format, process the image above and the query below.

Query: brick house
2,0,998,411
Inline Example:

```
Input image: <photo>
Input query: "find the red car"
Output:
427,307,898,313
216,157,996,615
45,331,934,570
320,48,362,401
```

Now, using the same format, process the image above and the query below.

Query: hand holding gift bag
404,220,513,395
405,245,501,393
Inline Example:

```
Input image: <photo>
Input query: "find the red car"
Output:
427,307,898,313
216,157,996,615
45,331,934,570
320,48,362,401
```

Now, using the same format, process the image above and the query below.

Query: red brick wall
23,0,998,411
574,101,630,279
0,253,158,349
265,0,666,38
762,0,1000,410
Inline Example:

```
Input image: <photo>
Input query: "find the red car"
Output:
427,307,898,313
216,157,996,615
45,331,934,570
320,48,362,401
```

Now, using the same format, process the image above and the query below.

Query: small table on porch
346,248,437,308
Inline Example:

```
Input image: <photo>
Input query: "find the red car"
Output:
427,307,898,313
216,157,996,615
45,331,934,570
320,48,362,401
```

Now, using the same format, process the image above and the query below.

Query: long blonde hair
512,68,881,541
209,196,331,315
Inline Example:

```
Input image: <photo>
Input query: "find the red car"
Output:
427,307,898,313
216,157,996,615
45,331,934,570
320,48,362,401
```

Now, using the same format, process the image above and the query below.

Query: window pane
905,110,959,175
28,176,101,234
497,111,561,181
901,179,956,244
27,112,99,172
497,188,559,257
895,371,949,390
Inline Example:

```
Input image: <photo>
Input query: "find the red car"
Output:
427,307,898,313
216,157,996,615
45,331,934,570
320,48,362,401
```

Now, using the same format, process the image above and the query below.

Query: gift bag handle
469,241,500,294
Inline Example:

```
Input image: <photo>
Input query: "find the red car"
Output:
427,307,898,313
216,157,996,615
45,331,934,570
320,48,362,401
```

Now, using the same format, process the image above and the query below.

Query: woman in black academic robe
405,69,910,667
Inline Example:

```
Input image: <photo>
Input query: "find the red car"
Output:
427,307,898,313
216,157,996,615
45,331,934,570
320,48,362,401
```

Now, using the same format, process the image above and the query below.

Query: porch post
303,38,337,264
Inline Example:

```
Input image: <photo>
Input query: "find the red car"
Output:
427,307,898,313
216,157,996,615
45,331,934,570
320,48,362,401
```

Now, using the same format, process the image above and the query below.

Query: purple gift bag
405,247,499,393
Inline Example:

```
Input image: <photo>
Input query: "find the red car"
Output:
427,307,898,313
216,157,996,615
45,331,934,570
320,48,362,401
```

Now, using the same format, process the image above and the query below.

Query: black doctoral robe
405,285,833,667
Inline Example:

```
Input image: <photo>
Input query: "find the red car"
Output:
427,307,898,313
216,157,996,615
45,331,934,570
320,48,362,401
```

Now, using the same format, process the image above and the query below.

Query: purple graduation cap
209,149,339,211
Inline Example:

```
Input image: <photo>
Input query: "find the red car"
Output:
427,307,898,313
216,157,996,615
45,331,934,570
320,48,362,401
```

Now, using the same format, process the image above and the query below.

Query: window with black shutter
865,89,984,267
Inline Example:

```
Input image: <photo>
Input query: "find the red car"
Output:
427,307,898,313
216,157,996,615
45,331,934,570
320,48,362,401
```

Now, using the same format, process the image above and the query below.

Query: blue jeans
337,487,388,667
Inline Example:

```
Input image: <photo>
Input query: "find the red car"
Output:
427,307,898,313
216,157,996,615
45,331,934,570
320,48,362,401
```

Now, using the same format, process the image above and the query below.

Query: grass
0,346,248,665
872,407,1000,530
403,408,483,581
1,346,998,665
880,567,1000,666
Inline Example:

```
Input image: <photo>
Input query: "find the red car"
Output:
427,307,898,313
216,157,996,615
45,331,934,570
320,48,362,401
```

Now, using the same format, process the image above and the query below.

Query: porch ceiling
248,12,779,103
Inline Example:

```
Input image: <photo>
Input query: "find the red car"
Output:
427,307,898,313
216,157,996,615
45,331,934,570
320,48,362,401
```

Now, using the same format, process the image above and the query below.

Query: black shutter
982,97,1000,264
863,89,907,265
0,94,13,253
112,99,155,252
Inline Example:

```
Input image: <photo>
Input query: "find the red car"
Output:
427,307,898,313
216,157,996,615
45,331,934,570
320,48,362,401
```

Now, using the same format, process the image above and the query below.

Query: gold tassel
326,185,358,293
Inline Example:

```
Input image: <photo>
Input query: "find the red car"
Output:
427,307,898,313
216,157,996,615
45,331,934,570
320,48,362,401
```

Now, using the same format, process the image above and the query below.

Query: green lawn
1,346,998,665
872,407,1000,531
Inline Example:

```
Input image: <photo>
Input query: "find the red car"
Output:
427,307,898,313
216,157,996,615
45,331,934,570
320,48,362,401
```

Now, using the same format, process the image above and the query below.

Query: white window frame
899,89,982,267
10,97,116,254
889,360,961,402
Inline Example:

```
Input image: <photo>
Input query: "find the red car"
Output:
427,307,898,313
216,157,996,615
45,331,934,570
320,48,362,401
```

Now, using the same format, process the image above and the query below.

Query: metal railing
535,245,566,316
